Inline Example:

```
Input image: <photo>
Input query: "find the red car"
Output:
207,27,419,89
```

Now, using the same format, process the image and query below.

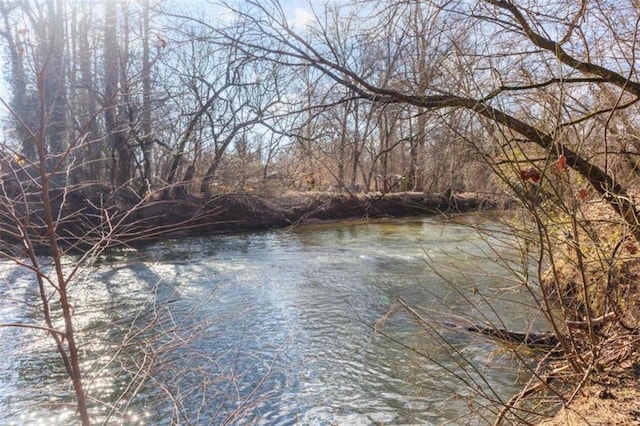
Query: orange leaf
555,155,567,171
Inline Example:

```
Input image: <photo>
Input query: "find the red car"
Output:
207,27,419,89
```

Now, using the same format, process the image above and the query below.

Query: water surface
0,215,543,424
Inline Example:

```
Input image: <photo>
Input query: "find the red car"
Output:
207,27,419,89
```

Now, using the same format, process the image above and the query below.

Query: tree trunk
200,150,224,194
0,3,35,161
104,1,132,187
44,0,66,159
78,7,101,181
141,0,153,191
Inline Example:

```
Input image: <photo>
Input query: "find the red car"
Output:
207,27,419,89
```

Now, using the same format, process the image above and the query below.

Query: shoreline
132,190,509,239
1,187,509,254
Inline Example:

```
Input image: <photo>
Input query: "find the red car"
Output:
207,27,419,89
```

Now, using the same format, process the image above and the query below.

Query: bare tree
196,1,640,419
216,0,640,236
104,0,133,187
140,0,154,190
0,3,272,422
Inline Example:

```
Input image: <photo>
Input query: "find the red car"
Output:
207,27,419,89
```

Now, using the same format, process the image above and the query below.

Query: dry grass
535,199,640,425
539,378,640,425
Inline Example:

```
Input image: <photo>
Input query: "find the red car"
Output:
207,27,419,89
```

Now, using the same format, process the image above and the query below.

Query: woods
0,0,493,196
3,0,636,212
2,0,640,423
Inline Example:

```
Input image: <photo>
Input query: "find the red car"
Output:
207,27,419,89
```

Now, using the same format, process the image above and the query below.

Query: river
0,215,545,425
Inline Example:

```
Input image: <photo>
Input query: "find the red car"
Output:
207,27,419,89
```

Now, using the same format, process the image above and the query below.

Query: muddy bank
132,191,507,238
0,186,509,252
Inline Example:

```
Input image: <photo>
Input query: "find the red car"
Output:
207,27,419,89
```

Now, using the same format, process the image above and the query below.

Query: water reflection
0,216,544,424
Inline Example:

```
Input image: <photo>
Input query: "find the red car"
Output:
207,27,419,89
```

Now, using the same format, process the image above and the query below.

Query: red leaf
578,188,588,200
519,169,527,181
530,170,541,183
626,244,638,255
520,167,541,183
555,155,567,171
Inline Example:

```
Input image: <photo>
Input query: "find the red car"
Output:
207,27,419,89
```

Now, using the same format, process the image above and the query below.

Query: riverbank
136,190,506,236
532,199,640,425
540,376,640,425
0,186,506,253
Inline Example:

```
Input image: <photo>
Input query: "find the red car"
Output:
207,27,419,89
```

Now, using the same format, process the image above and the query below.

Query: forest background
2,0,640,424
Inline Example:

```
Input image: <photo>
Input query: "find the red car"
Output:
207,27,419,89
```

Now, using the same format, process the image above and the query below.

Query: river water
0,215,545,425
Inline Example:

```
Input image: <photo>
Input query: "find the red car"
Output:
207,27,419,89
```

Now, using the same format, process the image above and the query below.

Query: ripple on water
0,217,540,424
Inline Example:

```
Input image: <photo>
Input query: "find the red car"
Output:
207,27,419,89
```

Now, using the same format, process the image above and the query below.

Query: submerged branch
397,298,559,349
458,323,559,348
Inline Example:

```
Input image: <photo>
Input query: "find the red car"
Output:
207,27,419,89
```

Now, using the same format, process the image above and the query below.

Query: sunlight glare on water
0,216,544,424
